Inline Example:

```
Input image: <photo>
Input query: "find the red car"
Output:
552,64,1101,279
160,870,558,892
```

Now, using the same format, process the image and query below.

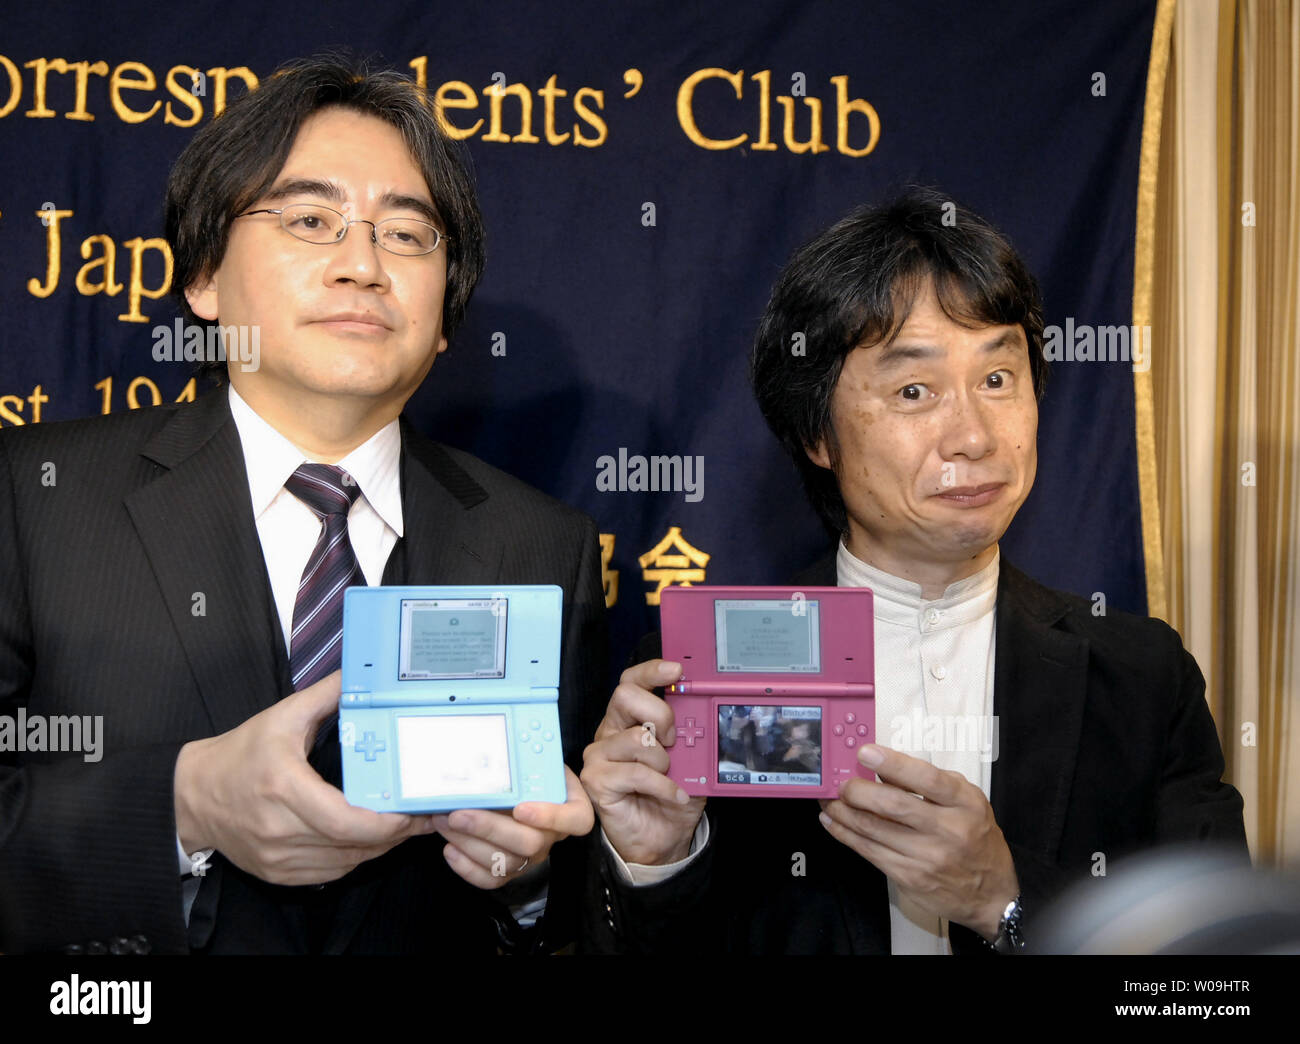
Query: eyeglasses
235,203,449,256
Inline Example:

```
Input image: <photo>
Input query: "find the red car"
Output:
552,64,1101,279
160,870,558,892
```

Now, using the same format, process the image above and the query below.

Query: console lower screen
399,598,507,680
397,714,512,797
715,599,820,673
716,705,822,785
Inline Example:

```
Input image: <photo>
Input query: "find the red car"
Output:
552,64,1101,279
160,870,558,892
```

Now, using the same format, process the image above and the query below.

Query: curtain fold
1144,0,1300,867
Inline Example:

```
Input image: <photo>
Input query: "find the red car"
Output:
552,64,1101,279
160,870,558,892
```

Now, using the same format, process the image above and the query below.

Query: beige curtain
1138,0,1300,867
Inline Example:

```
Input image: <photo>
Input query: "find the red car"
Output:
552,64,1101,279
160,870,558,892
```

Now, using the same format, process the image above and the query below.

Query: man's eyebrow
260,180,443,227
872,343,940,371
377,191,443,228
871,329,1024,372
261,177,346,205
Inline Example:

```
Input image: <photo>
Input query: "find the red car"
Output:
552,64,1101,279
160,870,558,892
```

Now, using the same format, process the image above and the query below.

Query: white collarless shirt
836,541,999,955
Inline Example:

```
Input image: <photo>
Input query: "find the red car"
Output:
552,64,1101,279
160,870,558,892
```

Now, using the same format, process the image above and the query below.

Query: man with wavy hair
581,189,1246,954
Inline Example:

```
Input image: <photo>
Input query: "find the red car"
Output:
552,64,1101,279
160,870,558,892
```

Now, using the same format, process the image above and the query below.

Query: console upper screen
715,599,820,673
399,598,507,680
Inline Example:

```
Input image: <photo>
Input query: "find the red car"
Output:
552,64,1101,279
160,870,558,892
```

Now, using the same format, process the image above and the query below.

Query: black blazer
0,389,607,954
583,552,1248,954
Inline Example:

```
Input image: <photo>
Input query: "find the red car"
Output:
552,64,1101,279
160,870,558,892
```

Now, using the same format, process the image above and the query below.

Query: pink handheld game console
660,585,875,798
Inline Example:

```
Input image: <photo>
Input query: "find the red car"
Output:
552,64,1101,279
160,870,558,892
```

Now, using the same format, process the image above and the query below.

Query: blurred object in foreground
1034,846,1300,954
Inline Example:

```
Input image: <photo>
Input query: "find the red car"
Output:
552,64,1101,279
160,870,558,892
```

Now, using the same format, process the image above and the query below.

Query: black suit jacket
583,551,1248,954
0,389,607,954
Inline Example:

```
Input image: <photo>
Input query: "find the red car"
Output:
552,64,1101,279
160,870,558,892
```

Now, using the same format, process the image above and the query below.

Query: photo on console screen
717,704,822,785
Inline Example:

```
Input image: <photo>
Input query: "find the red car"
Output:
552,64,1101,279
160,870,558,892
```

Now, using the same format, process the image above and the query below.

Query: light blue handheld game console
339,585,567,813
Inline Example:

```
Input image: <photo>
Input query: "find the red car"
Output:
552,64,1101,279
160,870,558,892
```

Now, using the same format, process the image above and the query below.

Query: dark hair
164,54,485,384
749,186,1048,536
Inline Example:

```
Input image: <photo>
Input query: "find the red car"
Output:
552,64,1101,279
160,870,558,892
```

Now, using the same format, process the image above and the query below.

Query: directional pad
681,717,706,747
355,731,387,761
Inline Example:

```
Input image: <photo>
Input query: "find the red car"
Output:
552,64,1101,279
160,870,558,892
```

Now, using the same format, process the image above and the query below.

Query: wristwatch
988,895,1025,954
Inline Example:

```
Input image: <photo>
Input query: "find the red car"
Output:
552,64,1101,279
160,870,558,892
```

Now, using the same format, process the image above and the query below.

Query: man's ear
806,436,834,471
185,275,218,322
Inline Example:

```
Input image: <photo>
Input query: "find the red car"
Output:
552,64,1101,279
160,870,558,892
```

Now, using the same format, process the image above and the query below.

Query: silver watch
990,895,1025,954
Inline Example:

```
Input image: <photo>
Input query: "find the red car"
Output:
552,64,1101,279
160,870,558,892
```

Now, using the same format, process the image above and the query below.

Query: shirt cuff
601,815,709,886
508,882,548,928
176,834,214,877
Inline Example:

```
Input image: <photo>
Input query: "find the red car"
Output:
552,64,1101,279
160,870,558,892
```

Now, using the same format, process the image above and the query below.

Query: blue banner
0,0,1158,670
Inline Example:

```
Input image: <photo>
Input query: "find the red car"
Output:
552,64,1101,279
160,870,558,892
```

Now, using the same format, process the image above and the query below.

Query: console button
833,724,845,736
355,731,387,761
845,736,857,748
519,731,530,742
543,731,554,742
533,743,543,754
530,719,542,731
856,724,868,736
681,717,706,747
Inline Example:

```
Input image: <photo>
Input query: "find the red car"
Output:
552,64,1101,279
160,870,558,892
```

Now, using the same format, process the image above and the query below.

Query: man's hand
173,671,436,885
818,744,1018,940
432,767,595,889
580,659,706,866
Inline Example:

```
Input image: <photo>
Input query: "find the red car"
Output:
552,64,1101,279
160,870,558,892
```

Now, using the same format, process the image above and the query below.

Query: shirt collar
836,539,999,631
227,383,404,536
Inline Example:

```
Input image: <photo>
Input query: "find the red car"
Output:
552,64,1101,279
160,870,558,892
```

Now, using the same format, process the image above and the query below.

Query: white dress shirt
178,385,402,909
179,387,549,931
837,540,999,954
226,383,403,649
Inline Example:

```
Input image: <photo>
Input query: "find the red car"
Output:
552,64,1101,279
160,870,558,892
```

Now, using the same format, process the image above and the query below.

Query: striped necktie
285,463,365,690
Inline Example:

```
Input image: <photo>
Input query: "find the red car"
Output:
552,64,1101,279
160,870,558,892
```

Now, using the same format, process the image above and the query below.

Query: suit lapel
325,418,503,954
790,550,837,588
124,390,284,735
796,547,1089,948
386,418,503,586
989,562,1089,862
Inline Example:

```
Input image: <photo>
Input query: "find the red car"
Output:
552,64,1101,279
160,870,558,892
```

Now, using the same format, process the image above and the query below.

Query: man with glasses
0,57,605,954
